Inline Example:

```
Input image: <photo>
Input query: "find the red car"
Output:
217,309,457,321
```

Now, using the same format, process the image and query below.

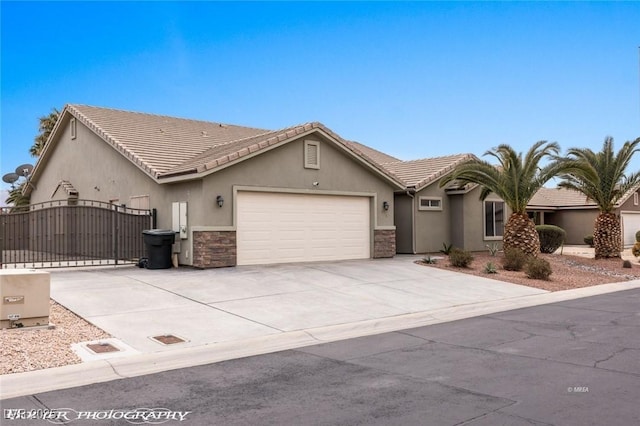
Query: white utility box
0,269,50,329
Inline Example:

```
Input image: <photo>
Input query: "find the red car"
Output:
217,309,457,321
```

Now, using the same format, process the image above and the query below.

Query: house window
304,141,320,169
70,118,77,140
484,201,504,239
634,193,638,206
418,197,442,211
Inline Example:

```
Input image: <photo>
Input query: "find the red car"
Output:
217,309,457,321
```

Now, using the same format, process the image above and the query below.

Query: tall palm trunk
503,213,540,256
594,212,621,258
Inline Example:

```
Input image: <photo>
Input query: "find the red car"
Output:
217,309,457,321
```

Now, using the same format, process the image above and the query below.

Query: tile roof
48,105,404,187
68,104,270,178
344,141,401,165
380,154,475,191
528,187,597,209
35,105,486,192
528,186,640,209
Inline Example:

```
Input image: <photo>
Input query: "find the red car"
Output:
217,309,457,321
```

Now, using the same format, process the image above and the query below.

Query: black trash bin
142,229,176,269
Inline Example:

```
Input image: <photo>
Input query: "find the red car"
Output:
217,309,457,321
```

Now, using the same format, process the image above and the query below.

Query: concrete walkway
3,255,640,399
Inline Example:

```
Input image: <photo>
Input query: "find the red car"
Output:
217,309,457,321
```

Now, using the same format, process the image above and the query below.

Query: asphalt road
2,288,639,426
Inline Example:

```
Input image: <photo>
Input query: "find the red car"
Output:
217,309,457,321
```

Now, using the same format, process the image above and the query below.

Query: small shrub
502,248,529,271
524,257,552,280
636,230,640,243
440,242,453,255
622,260,632,269
484,262,498,274
584,235,594,247
449,248,473,268
632,242,640,258
536,225,566,254
485,243,500,257
423,255,437,264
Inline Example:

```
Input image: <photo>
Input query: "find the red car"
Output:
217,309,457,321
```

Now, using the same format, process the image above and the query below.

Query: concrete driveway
50,256,546,354
5,255,640,399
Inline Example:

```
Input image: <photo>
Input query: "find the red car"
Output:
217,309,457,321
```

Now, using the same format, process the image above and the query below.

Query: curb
2,280,640,400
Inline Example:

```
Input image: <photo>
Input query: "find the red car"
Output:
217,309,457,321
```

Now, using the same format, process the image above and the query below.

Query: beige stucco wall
30,118,397,265
412,183,508,254
413,184,450,253
199,135,396,228
546,209,598,245
29,117,203,232
460,187,509,252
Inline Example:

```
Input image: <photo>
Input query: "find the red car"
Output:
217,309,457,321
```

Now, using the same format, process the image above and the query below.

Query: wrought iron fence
1,199,154,268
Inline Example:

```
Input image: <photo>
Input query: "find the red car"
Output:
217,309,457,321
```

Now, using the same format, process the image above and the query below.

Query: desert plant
558,137,640,258
536,225,566,254
524,257,553,280
636,230,640,242
440,141,569,256
584,235,594,247
485,243,500,256
423,255,437,264
449,248,473,268
623,260,632,269
440,242,453,255
632,242,640,258
502,248,530,271
484,262,498,274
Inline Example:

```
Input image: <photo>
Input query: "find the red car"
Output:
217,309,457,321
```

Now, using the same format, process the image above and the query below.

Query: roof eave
157,126,407,189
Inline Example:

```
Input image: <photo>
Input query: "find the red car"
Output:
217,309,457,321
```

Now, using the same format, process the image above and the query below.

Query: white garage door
237,192,370,265
622,213,640,246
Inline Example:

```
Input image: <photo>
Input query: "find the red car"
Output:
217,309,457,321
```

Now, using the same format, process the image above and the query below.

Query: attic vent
70,118,77,140
304,141,320,169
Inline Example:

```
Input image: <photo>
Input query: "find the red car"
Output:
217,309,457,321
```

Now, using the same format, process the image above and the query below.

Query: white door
622,213,640,246
237,192,370,265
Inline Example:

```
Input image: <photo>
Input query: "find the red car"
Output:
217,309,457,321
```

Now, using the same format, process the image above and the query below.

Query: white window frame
70,118,77,140
634,193,638,206
304,140,320,169
418,196,443,211
484,200,505,240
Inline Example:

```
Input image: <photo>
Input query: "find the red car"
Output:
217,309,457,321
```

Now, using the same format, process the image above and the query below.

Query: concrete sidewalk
3,255,640,399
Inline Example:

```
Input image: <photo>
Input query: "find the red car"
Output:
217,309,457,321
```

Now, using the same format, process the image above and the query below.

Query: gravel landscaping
0,299,110,375
419,251,640,292
2,250,640,375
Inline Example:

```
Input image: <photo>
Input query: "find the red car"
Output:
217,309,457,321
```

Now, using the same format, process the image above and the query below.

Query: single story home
26,104,407,267
39,104,635,266
526,187,640,246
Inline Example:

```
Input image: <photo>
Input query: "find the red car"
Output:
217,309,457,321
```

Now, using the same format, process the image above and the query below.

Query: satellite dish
2,173,19,184
15,163,34,177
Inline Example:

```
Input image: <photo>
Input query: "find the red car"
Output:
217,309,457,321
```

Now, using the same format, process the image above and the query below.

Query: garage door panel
237,192,370,265
622,213,640,246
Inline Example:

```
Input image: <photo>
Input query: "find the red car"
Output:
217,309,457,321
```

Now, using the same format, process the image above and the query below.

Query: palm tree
29,107,60,157
440,141,566,256
5,182,30,209
558,137,640,259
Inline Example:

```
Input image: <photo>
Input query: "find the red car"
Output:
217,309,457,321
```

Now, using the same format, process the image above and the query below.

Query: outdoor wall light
216,195,224,208
383,201,389,211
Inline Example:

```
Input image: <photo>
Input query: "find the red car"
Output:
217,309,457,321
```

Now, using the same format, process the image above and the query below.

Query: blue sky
2,1,640,197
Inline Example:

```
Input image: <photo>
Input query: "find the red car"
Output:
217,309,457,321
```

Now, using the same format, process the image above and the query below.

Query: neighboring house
379,155,509,253
26,104,406,267
527,187,640,246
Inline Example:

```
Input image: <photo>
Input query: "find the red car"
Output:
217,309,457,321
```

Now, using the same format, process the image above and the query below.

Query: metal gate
1,200,154,268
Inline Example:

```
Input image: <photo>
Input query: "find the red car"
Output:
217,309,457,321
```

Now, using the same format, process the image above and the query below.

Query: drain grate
151,334,186,345
86,342,120,354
